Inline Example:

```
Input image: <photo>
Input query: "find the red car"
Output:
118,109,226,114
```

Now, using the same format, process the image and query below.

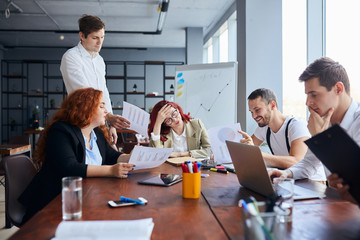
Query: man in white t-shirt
60,14,130,144
239,88,311,169
269,57,360,204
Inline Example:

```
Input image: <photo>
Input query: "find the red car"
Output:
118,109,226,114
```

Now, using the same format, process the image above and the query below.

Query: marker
215,166,225,170
120,196,145,205
125,173,132,176
210,168,228,174
196,161,202,170
186,161,193,173
181,163,189,173
224,167,235,173
193,162,198,173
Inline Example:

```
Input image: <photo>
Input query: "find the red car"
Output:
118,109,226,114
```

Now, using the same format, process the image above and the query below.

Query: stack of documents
52,218,154,240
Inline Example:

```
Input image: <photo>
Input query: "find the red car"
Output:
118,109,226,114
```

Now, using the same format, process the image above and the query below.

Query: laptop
305,124,360,203
225,141,325,200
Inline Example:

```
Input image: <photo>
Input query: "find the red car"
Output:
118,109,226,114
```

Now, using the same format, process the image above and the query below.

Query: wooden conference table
9,163,360,239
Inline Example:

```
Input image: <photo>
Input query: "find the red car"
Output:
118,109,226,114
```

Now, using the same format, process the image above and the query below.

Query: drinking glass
62,177,82,220
273,178,294,222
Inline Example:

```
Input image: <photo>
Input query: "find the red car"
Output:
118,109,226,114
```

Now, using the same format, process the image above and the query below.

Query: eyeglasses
164,109,179,125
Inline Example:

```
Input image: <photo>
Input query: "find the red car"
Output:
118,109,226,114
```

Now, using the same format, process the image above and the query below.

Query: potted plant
50,99,55,108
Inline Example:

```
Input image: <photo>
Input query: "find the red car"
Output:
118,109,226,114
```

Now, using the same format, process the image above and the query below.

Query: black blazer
19,121,121,223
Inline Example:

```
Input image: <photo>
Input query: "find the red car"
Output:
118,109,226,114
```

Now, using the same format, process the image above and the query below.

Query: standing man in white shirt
60,14,130,144
239,88,311,169
269,57,360,196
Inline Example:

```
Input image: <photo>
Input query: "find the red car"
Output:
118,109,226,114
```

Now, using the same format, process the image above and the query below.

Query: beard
256,113,271,127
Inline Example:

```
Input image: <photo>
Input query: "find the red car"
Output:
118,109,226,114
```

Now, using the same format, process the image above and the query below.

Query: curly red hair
33,88,111,170
148,100,191,142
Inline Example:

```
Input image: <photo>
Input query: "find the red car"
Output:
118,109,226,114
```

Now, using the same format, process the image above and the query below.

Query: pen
210,168,228,174
224,167,235,173
125,173,132,176
196,161,202,171
181,163,189,173
120,196,145,205
186,161,193,173
193,162,198,173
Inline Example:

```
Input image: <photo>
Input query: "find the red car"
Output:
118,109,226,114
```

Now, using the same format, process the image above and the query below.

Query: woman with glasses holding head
148,100,211,158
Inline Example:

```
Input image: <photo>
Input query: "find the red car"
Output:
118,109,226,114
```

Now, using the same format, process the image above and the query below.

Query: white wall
237,0,282,133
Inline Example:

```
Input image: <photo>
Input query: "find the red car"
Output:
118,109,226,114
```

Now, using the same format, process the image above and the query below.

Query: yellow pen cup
182,172,201,199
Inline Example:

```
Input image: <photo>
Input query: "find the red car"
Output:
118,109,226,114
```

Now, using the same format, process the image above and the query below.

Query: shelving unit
1,59,183,144
106,60,183,114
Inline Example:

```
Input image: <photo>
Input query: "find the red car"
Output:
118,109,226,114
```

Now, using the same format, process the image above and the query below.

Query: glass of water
273,178,294,223
62,176,82,220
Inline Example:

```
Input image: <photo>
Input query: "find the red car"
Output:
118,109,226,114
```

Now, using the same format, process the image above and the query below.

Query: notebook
305,124,360,203
166,157,198,166
225,141,324,200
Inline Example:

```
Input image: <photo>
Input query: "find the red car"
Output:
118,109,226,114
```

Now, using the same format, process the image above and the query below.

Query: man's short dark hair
78,14,105,38
299,57,350,94
248,88,278,108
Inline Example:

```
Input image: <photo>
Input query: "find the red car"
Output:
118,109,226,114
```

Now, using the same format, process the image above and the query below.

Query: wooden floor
0,182,19,240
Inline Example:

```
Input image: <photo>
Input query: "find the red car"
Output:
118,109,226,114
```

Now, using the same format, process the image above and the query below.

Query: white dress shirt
290,99,360,181
60,41,112,113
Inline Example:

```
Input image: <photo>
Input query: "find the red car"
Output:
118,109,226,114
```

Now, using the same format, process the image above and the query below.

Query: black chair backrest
3,154,37,227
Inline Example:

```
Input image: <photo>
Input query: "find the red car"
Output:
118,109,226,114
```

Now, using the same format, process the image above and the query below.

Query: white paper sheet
52,218,154,240
129,145,173,170
122,101,150,137
208,123,243,164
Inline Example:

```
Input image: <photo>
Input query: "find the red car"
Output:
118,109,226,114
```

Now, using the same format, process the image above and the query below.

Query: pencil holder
239,201,289,240
182,172,201,199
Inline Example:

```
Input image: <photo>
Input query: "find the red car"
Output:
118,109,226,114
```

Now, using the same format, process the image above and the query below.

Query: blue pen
125,173,132,176
120,196,145,205
196,161,202,171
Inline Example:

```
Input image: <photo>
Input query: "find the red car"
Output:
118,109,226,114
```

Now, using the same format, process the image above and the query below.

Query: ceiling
0,0,234,49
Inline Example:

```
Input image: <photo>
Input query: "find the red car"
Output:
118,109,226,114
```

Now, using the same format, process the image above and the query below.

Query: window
203,11,236,64
219,23,229,62
282,0,307,120
326,0,360,102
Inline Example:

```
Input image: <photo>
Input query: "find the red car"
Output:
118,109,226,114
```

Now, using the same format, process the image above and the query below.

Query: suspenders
266,118,294,155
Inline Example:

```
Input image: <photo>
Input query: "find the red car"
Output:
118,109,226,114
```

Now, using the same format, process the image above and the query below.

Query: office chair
0,135,32,188
3,154,37,227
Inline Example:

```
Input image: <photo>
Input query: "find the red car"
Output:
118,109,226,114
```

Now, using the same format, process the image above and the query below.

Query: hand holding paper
122,101,150,137
129,145,173,170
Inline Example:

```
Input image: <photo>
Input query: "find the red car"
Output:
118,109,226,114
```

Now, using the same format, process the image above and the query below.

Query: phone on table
108,197,148,208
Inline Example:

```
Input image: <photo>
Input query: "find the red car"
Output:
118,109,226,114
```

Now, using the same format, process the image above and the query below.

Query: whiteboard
175,62,238,129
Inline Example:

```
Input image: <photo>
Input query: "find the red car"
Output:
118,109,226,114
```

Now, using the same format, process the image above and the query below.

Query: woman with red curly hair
19,88,134,224
148,100,211,158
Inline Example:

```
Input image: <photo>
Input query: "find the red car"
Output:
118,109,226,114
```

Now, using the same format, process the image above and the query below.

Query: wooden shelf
145,95,164,98
2,74,26,78
126,91,145,95
2,91,25,94
165,91,174,94
165,76,175,79
2,107,25,110
24,94,47,97
44,91,65,94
